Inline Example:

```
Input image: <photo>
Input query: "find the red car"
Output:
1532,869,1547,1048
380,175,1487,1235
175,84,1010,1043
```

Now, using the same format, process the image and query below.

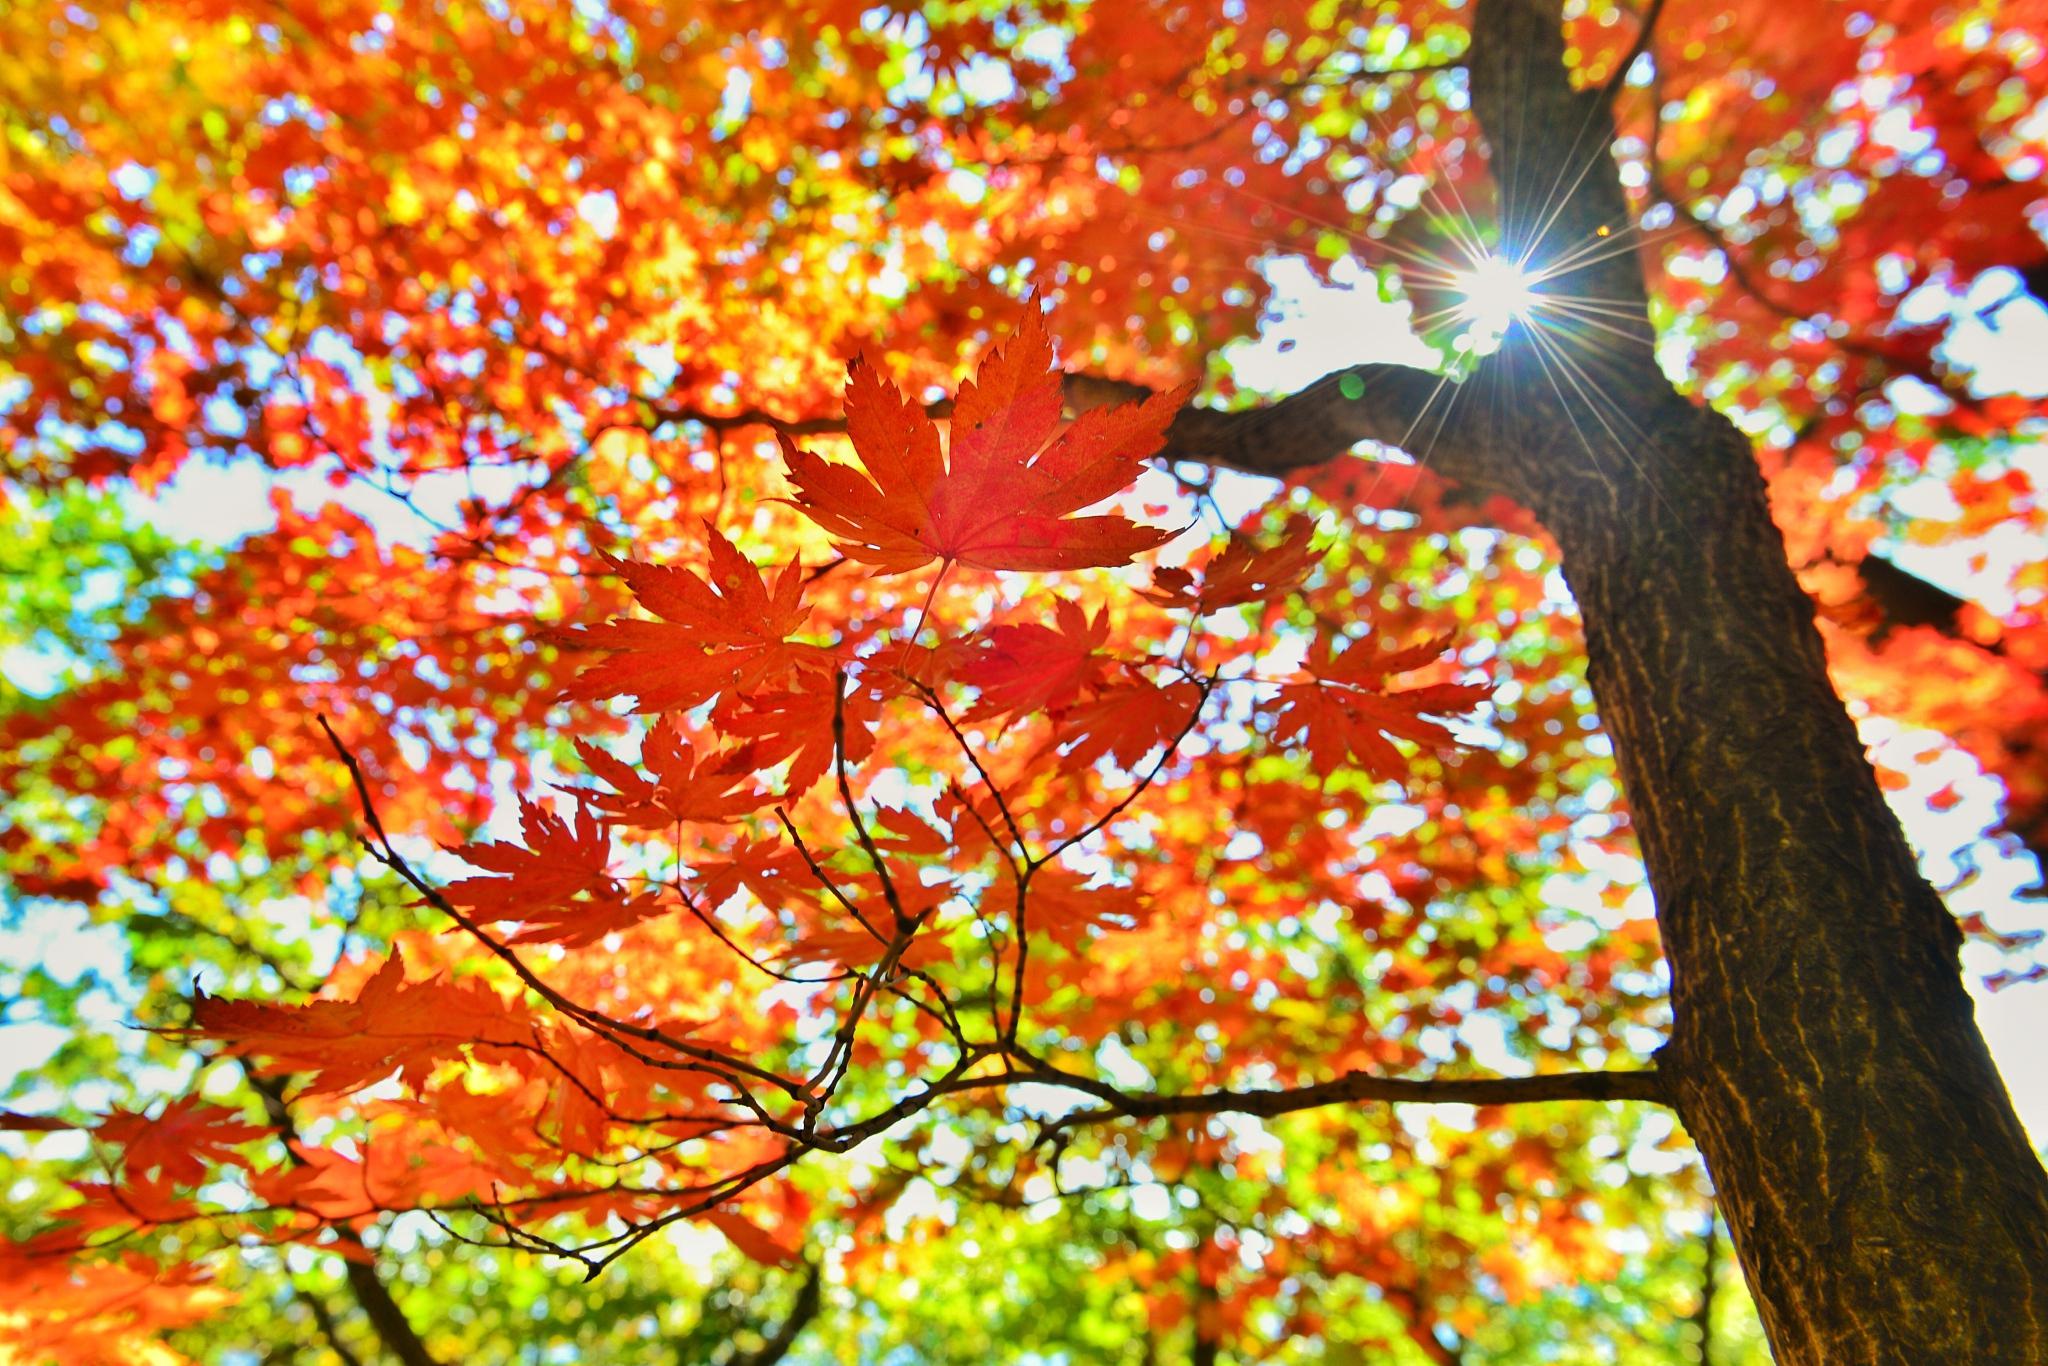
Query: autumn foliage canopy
1,0,2045,1361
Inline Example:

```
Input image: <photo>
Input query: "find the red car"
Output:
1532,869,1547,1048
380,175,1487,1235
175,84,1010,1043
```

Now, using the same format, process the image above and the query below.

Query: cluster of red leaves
36,307,1495,1296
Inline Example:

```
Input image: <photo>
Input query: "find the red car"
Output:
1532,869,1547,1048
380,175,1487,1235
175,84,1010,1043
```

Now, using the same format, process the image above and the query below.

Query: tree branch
1095,371,2012,666
639,362,1475,487
1854,553,1978,643
727,1261,823,1366
1145,365,1480,479
1693,1212,1720,1366
297,1286,369,1366
339,1260,444,1366
246,1070,446,1366
1024,1061,1669,1133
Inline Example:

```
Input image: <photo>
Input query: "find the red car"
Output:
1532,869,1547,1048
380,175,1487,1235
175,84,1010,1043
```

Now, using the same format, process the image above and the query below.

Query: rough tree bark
1457,4,2048,1358
1145,0,2048,1358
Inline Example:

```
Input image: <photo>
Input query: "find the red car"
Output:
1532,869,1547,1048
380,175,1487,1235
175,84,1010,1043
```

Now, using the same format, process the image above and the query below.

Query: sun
1453,254,1541,346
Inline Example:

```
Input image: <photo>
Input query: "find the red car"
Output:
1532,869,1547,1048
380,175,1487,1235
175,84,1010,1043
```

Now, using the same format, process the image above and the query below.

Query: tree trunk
1530,362,2048,1361
1457,2,2048,1359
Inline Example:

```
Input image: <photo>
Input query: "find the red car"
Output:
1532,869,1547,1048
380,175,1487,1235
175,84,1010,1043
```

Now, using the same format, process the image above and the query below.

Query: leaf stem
897,559,951,674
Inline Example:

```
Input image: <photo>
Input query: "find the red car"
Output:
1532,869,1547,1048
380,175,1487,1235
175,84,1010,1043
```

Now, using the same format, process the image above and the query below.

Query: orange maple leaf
185,948,530,1095
779,921,955,972
0,1249,229,1364
570,721,772,828
706,1207,805,1267
1266,634,1492,780
94,1097,269,1188
960,597,1112,723
44,1176,199,1241
559,526,821,713
780,305,1191,573
248,1143,377,1222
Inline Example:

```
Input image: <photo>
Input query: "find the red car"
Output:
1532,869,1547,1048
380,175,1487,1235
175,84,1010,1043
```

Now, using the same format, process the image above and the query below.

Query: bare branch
605,363,1472,487
728,1261,824,1366
1009,1057,1670,1133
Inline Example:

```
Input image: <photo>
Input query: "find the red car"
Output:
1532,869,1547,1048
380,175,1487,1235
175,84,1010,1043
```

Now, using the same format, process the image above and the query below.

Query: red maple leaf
95,1097,269,1187
715,671,880,795
688,836,826,915
1056,678,1207,770
438,794,663,946
446,797,614,915
445,797,667,946
1266,634,1492,780
571,721,772,828
184,948,531,1095
1143,514,1322,613
780,305,1191,573
558,526,822,713
870,804,952,858
960,597,1112,723
1001,862,1149,946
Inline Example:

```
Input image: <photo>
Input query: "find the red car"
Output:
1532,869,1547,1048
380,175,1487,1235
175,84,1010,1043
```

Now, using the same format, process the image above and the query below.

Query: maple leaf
844,864,958,925
870,804,952,859
571,721,772,828
45,1176,199,1241
0,1249,229,1364
95,1097,269,1188
715,671,879,796
249,1143,376,1222
1056,678,1206,770
707,1208,804,1267
506,887,673,949
445,796,666,946
1143,514,1321,613
1266,634,1492,780
247,1135,517,1225
1000,862,1149,946
960,597,1112,723
184,948,530,1095
779,921,955,972
20,0,2048,1347
447,796,615,914
558,527,821,713
781,306,1191,573
688,837,826,915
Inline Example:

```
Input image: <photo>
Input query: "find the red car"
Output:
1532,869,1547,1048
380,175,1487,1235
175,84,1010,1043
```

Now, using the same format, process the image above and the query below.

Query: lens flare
1454,255,1540,345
